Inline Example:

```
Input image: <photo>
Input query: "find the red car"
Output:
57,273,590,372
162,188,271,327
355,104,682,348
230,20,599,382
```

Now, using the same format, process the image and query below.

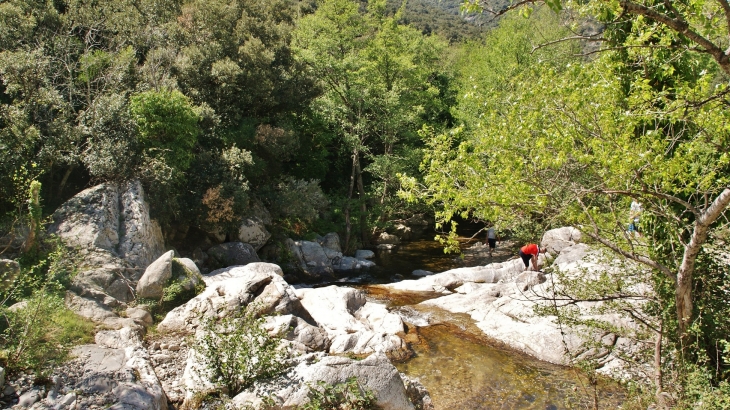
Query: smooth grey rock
286,239,335,280
231,352,414,410
157,263,301,334
207,242,260,268
117,180,166,269
96,327,144,349
126,307,153,325
265,314,330,352
73,344,127,373
114,383,157,409
136,250,174,299
541,226,582,255
18,387,42,407
377,243,398,250
49,180,164,268
355,250,375,259
319,232,342,253
376,232,400,245
515,270,547,291
295,286,406,357
412,269,433,277
54,392,77,410
237,216,271,251
333,256,370,271
383,259,525,293
172,258,203,292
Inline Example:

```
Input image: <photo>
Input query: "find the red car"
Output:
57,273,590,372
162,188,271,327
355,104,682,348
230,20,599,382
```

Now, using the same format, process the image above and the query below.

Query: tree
402,4,730,400
293,0,445,249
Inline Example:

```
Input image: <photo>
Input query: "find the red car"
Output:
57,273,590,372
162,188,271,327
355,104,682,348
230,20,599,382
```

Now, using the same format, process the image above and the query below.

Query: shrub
0,292,95,375
192,309,290,396
269,178,329,231
302,377,378,410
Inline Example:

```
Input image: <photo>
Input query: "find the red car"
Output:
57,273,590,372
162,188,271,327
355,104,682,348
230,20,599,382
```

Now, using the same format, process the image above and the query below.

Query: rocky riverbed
0,181,641,409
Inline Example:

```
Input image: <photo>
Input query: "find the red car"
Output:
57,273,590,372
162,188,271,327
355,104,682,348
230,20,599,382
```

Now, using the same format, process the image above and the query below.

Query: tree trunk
355,153,369,247
676,188,730,349
343,149,358,253
654,319,663,396
58,165,74,200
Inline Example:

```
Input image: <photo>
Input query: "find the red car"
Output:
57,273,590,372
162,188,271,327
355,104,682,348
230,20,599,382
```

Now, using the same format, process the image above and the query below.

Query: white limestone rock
157,263,304,334
231,352,415,410
136,250,174,299
238,216,271,251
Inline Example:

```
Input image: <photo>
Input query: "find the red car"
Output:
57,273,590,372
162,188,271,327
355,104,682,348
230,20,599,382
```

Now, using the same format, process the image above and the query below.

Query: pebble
168,344,180,351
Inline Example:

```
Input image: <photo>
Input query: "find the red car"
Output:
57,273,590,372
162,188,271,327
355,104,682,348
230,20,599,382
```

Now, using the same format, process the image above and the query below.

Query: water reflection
356,228,626,409
394,322,624,409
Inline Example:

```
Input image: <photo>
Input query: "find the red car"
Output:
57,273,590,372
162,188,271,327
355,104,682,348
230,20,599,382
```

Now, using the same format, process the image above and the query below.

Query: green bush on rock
302,377,378,410
192,309,290,397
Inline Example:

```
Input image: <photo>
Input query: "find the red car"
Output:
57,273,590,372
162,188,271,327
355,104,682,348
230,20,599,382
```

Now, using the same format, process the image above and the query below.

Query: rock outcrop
49,180,165,327
296,286,409,359
286,233,377,280
206,241,261,269
231,353,418,410
237,216,271,251
376,227,641,375
157,263,306,334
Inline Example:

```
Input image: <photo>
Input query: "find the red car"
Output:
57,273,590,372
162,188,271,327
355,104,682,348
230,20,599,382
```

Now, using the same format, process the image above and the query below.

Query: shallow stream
354,227,626,409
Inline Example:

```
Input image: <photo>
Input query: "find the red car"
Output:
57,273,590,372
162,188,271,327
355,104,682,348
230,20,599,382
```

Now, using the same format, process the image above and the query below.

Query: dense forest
1,0,730,407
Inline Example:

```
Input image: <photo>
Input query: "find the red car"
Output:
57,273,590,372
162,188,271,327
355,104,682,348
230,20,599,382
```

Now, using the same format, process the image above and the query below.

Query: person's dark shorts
488,238,497,249
518,250,531,268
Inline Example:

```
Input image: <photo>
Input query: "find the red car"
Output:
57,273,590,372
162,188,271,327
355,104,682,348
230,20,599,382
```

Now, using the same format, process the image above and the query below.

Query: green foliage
192,310,290,396
130,89,201,172
302,377,379,410
0,292,95,375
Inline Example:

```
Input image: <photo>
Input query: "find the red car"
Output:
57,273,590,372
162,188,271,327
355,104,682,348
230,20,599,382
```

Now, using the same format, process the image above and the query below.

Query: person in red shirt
519,243,541,271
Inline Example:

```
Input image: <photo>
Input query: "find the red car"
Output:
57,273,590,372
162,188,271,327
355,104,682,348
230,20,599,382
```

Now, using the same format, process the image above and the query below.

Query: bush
302,377,378,410
0,292,95,375
192,309,290,396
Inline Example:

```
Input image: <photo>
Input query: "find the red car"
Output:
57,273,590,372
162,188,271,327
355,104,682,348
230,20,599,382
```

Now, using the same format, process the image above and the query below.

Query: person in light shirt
486,223,499,257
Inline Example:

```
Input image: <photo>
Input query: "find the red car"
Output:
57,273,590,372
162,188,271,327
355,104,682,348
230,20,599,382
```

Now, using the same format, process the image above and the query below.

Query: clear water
355,228,627,409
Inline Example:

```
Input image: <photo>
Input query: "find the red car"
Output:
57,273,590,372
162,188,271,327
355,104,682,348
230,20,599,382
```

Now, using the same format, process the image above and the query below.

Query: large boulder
207,242,260,268
157,263,308,334
541,226,582,255
376,232,400,245
49,180,165,322
286,239,335,281
237,217,271,251
403,238,644,372
230,353,415,410
136,251,174,299
380,259,527,293
296,286,408,358
49,180,164,269
318,232,342,253
70,343,168,410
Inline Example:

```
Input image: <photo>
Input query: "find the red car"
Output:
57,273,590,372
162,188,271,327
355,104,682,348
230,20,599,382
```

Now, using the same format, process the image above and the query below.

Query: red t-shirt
520,244,539,255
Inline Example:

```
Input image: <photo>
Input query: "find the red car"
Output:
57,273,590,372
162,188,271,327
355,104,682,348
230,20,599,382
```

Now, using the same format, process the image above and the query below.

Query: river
348,227,626,409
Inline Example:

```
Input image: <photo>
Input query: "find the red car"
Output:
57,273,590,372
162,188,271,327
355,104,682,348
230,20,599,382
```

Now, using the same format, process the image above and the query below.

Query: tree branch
531,35,606,54
584,231,677,282
619,0,730,74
